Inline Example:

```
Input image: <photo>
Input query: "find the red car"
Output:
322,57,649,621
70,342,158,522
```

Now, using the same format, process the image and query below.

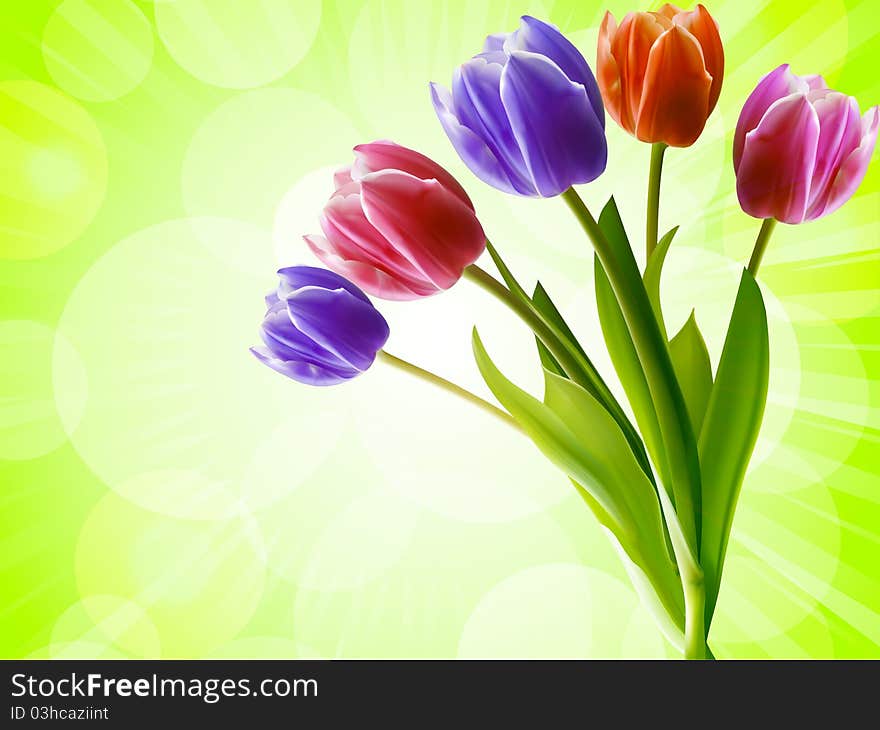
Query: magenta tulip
734,64,879,224
304,141,486,300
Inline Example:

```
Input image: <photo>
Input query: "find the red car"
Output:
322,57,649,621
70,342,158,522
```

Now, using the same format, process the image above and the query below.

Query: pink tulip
734,64,879,224
305,141,486,300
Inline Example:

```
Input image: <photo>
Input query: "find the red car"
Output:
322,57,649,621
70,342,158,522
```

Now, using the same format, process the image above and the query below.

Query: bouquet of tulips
252,7,878,659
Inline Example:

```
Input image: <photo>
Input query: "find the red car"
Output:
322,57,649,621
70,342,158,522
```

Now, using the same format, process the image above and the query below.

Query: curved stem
561,187,701,549
464,262,655,483
463,264,587,381
646,143,667,260
376,350,521,434
747,218,777,277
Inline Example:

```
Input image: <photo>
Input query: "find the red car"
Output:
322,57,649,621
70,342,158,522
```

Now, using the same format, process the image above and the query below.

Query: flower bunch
253,10,877,658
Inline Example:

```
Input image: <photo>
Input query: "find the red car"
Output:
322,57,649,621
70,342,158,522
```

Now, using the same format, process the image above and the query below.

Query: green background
1,0,878,658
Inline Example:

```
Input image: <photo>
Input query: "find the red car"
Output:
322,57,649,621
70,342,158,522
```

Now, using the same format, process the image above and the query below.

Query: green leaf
535,278,655,482
594,255,671,493
485,243,602,400
535,338,565,377
593,197,700,550
530,282,574,377
532,281,589,362
699,270,769,629
668,312,713,435
570,478,685,651
472,328,684,637
643,226,678,339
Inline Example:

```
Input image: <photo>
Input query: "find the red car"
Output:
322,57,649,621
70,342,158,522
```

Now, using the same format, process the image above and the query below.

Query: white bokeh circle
0,320,85,460
54,217,349,519
182,88,359,227
50,594,161,659
296,493,419,592
42,0,154,102
75,491,266,657
289,510,584,657
273,165,338,268
155,0,321,89
457,563,663,658
0,80,107,259
240,389,354,512
352,270,572,523
712,480,841,642
248,436,419,589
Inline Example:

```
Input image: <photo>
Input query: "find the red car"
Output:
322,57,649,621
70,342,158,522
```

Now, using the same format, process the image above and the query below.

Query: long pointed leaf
593,197,701,550
699,270,769,629
669,312,713,435
485,242,609,405
472,328,684,635
571,479,685,651
532,281,590,361
534,279,654,482
643,226,678,339
595,255,671,492
531,281,581,379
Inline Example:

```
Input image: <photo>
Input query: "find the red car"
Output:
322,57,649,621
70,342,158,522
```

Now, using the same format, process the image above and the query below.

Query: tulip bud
305,141,486,300
597,4,723,147
251,266,389,386
734,64,879,224
430,15,607,197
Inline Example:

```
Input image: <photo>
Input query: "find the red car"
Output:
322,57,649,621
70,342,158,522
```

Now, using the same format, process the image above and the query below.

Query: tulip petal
321,190,429,288
430,81,532,195
285,285,390,372
453,58,538,193
803,74,827,91
505,15,604,126
251,346,356,386
613,12,670,134
500,50,607,196
359,170,486,289
259,305,355,373
276,264,370,304
597,12,628,133
636,25,712,146
333,165,353,190
483,32,507,52
264,289,281,310
736,93,821,223
351,140,473,209
804,91,863,217
304,234,432,300
671,4,724,113
657,4,684,20
808,105,879,220
734,64,809,171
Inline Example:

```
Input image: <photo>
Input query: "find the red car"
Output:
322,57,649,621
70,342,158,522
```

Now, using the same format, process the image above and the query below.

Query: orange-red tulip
597,4,723,147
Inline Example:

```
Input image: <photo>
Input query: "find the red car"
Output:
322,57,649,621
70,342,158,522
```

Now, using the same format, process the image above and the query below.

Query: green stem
683,570,707,659
464,264,590,386
560,187,701,549
377,350,521,434
747,218,777,276
646,143,667,260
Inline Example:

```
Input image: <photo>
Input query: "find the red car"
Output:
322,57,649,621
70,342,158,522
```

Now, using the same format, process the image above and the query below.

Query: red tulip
305,141,486,300
597,4,723,147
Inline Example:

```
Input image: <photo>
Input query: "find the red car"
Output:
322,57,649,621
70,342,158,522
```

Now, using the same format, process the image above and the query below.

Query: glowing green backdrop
1,0,878,659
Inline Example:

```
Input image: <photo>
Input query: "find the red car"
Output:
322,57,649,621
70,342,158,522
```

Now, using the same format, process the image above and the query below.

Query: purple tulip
430,15,607,197
734,64,879,224
251,266,390,386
